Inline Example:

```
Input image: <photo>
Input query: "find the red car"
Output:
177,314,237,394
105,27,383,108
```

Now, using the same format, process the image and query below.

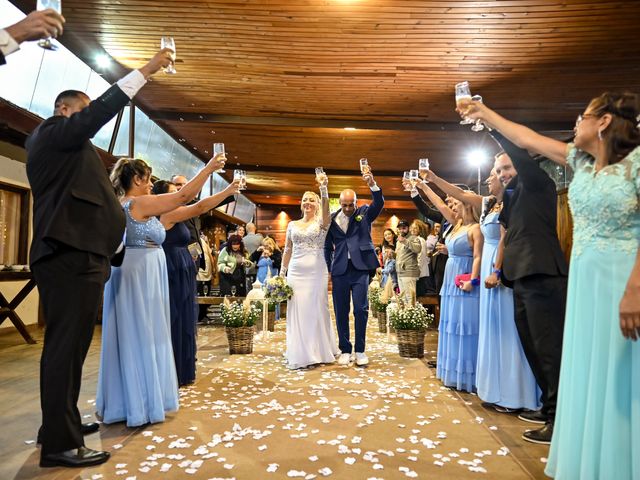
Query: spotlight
467,149,486,167
95,53,112,69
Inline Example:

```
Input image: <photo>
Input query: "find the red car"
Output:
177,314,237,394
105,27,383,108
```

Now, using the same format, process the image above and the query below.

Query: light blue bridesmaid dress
546,145,640,479
96,200,179,427
476,199,540,410
436,227,480,392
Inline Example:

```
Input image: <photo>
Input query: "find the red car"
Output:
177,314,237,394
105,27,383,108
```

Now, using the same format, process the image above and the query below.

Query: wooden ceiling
10,0,640,212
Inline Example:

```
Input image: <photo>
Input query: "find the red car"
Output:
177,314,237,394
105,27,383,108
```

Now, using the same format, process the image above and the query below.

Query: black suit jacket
492,131,568,282
26,84,129,265
0,50,6,65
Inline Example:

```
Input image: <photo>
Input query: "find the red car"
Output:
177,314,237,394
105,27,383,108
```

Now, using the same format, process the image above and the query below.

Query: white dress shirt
0,29,20,59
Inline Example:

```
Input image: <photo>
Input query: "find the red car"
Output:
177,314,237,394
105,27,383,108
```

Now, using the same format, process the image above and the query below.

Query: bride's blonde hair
300,191,321,220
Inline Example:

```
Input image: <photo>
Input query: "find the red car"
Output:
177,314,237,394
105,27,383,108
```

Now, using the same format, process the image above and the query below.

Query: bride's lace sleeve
281,222,293,274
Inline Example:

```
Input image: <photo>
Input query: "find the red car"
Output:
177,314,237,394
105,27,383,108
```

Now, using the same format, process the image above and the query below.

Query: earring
598,129,603,141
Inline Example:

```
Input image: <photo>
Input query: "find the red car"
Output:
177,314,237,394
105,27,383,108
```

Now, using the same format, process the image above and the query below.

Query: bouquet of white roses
263,275,294,304
221,299,261,327
389,303,433,331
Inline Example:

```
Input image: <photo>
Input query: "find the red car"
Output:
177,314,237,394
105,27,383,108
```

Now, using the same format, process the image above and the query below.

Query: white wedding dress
284,220,338,369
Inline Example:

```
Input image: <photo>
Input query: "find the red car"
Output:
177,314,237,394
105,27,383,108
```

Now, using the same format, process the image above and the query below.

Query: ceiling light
467,149,486,167
95,53,111,69
344,127,356,131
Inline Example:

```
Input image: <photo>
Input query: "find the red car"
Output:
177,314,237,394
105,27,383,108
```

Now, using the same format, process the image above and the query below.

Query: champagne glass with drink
160,36,177,74
36,0,61,50
455,81,474,125
402,171,413,191
213,143,226,173
470,95,485,132
359,158,371,175
419,158,430,180
315,167,327,186
409,170,419,188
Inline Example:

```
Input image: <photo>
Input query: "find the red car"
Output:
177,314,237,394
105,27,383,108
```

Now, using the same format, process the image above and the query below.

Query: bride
281,176,338,369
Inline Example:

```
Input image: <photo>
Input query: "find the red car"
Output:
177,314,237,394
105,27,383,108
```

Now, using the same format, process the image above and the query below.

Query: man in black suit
26,49,173,468
1,9,65,64
492,132,568,445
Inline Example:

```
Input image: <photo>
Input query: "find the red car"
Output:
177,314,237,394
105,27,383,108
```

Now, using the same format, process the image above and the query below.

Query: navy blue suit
324,189,384,353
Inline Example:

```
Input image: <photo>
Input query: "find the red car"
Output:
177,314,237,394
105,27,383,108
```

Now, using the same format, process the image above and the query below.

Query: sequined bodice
567,144,640,257
123,200,166,248
288,220,328,255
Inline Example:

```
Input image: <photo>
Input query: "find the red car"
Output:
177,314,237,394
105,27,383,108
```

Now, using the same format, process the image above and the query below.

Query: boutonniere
355,215,363,222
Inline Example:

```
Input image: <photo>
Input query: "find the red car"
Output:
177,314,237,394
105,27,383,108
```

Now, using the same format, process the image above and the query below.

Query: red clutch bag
454,273,472,287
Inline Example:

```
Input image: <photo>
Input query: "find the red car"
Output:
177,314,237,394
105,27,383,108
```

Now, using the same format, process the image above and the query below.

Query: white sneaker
355,352,369,366
337,353,352,365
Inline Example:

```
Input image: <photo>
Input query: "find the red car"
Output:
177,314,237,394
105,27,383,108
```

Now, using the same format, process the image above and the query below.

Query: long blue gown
546,145,640,479
476,200,540,409
162,222,198,387
96,200,179,427
436,228,480,392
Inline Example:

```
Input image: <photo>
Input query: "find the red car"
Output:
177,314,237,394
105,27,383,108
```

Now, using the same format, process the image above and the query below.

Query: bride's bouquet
263,275,294,303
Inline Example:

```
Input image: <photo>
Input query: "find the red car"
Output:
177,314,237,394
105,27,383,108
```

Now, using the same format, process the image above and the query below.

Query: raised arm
159,180,239,229
416,182,457,225
319,177,330,229
130,154,224,220
422,170,483,211
362,173,384,222
462,101,568,166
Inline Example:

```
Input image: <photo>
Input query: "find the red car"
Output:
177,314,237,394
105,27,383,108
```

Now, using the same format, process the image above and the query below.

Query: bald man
324,173,384,366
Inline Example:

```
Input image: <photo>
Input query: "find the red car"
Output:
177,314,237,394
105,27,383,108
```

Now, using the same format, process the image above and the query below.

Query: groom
324,172,384,366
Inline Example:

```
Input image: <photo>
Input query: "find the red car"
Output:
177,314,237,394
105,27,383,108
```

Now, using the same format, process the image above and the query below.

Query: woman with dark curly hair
217,234,253,296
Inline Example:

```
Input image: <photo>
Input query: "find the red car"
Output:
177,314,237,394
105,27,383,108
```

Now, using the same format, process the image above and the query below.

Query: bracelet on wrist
471,278,481,287
493,268,502,275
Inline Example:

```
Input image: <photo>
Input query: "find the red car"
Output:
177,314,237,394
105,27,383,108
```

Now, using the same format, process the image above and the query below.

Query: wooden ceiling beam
147,112,570,132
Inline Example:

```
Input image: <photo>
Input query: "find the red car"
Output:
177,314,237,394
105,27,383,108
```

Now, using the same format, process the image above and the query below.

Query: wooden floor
0,321,549,479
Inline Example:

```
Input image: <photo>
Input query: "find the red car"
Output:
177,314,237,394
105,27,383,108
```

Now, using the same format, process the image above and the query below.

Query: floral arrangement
221,300,261,327
368,284,389,313
263,276,294,303
389,303,433,331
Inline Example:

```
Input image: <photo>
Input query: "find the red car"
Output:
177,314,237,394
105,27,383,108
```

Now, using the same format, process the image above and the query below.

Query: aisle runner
103,322,531,479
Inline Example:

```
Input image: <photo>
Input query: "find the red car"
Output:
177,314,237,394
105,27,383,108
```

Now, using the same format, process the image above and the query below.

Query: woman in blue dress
463,92,640,479
415,182,483,392
97,154,224,427
422,169,540,411
151,179,239,386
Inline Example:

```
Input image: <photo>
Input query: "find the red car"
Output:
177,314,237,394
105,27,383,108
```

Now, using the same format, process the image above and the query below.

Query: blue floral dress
546,145,640,479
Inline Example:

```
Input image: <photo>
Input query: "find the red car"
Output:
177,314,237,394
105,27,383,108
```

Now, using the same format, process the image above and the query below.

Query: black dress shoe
522,423,553,445
517,410,548,424
37,422,100,444
40,446,110,468
81,422,100,435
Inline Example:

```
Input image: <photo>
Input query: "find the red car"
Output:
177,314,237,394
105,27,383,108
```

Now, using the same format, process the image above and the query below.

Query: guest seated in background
463,91,640,474
97,153,222,429
218,235,253,296
151,178,239,386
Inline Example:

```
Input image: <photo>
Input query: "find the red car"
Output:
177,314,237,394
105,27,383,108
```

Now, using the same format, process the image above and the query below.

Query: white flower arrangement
389,303,433,331
221,300,261,327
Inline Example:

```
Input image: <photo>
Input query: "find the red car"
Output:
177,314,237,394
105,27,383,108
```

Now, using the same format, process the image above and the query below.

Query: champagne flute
470,95,485,132
36,0,61,50
233,169,243,189
213,143,226,173
315,167,327,186
402,171,413,191
409,169,419,188
418,158,430,180
239,170,248,190
359,158,371,175
455,81,474,125
160,36,177,74
231,285,237,297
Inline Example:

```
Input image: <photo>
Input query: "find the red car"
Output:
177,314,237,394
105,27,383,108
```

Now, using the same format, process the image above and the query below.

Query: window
0,182,29,265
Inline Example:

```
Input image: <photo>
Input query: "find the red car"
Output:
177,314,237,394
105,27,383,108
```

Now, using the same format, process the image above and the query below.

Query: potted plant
389,301,434,358
263,276,293,321
221,300,261,354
